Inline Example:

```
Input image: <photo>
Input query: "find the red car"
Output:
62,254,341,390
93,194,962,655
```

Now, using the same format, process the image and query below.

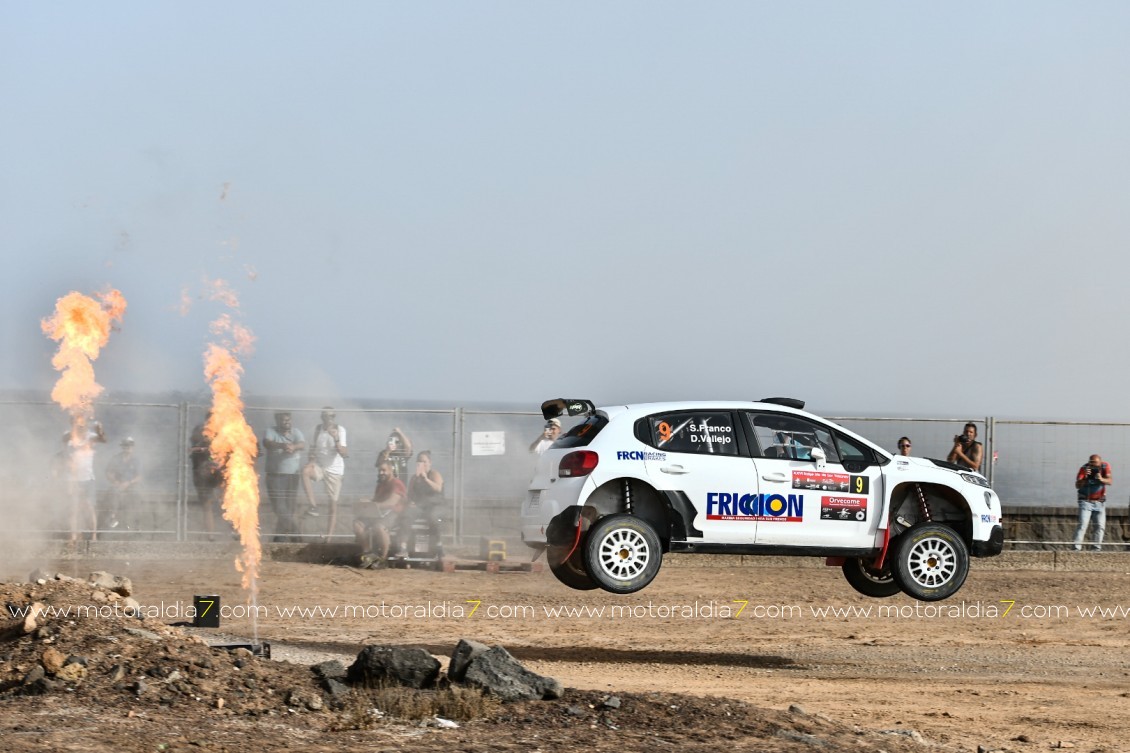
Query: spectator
190,413,224,540
896,437,912,457
104,437,141,531
947,423,983,472
63,416,106,542
301,407,349,540
1073,454,1112,552
262,411,306,542
376,427,413,479
355,461,406,568
529,418,561,454
400,450,445,558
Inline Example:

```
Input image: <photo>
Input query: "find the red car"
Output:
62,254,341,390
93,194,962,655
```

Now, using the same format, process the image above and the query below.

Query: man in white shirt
302,407,348,540
64,416,106,542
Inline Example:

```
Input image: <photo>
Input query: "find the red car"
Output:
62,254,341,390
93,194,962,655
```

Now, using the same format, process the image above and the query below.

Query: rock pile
2,570,561,717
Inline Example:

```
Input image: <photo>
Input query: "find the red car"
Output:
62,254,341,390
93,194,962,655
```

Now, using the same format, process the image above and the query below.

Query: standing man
302,407,348,540
947,423,983,472
104,437,141,532
896,437,913,457
529,418,561,454
1074,454,1112,552
376,427,413,479
64,416,106,542
190,412,224,540
263,412,305,542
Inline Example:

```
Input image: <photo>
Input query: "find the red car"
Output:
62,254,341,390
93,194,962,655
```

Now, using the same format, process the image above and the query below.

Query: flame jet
202,300,262,601
40,289,127,431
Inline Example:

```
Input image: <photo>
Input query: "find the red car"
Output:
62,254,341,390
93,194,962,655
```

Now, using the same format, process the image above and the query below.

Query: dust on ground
2,552,1129,752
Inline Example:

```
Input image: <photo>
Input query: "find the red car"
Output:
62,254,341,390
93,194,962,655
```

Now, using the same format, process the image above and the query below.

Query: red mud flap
545,505,587,564
825,527,891,569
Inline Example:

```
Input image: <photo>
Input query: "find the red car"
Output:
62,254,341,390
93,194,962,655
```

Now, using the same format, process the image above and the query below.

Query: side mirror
809,447,826,467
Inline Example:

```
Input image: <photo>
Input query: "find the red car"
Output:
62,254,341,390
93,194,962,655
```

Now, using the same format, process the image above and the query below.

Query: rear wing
541,398,596,421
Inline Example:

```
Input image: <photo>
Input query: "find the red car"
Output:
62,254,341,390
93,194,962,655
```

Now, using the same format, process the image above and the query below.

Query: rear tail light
559,450,599,478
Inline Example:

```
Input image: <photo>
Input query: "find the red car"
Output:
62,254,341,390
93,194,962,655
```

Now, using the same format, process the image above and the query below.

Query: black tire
891,522,970,601
548,540,598,591
583,514,662,594
841,557,900,598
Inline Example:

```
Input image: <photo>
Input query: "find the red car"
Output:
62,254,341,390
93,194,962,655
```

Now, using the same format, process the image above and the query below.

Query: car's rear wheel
584,514,662,594
548,541,598,591
841,557,900,598
891,522,969,601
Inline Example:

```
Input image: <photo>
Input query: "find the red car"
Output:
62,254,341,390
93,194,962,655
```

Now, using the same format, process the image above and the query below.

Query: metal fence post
986,415,995,486
452,407,464,547
178,402,188,542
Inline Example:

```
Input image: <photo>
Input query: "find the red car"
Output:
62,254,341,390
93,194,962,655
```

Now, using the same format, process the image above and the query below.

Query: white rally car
522,398,1004,602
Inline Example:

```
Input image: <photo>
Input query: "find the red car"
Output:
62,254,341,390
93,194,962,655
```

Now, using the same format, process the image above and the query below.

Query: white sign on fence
471,431,506,456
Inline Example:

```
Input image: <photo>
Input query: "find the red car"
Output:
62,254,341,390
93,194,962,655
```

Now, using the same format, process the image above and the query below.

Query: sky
3,2,1129,421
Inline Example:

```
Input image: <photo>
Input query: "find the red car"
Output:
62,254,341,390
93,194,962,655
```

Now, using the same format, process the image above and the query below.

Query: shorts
356,509,395,531
70,480,96,507
308,465,343,503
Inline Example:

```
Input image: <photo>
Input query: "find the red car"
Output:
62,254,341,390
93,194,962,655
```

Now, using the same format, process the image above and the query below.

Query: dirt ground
2,550,1130,752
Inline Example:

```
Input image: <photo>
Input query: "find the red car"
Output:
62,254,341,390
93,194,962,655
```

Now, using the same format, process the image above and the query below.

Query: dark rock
460,645,563,701
63,655,88,667
324,679,351,703
347,645,440,689
311,660,347,682
448,638,489,682
132,680,148,697
601,695,621,709
22,665,45,686
566,705,586,716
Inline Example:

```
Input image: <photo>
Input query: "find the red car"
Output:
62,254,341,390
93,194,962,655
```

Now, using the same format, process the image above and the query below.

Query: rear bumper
971,525,1004,557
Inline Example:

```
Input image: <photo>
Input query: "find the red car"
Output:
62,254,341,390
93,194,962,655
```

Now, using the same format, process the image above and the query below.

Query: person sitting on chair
400,450,445,558
354,462,406,568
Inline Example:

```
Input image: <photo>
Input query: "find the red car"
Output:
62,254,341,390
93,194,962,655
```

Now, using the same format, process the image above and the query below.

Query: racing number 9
850,475,870,494
657,421,672,444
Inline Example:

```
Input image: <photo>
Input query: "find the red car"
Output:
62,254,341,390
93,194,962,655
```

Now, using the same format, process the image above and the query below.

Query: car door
743,411,880,548
638,410,759,543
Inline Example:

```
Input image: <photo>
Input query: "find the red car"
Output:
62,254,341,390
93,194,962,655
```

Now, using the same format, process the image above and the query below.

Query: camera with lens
954,434,967,445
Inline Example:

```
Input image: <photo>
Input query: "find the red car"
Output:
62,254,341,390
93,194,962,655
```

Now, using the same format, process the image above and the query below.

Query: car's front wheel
841,557,900,598
583,514,662,594
891,522,970,601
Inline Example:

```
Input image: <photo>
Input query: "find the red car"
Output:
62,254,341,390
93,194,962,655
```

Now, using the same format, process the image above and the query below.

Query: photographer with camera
947,422,983,472
529,418,562,454
1074,454,1112,551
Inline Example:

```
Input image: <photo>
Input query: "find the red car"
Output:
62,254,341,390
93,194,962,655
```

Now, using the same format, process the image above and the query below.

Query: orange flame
202,286,261,598
40,289,127,423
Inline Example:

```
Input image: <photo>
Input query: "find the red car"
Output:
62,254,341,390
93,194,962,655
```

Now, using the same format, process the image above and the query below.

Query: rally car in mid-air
522,398,1004,602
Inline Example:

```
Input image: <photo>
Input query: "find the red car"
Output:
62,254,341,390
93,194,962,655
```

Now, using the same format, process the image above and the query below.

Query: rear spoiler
760,396,805,410
541,398,596,420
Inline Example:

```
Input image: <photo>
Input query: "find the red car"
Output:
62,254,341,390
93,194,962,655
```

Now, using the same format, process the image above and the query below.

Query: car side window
645,412,738,456
835,432,874,464
747,413,841,463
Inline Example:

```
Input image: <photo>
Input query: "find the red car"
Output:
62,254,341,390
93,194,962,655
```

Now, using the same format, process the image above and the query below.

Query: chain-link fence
2,400,1125,546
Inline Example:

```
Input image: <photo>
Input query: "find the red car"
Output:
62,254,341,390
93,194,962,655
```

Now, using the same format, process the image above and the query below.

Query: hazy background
4,2,1130,422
